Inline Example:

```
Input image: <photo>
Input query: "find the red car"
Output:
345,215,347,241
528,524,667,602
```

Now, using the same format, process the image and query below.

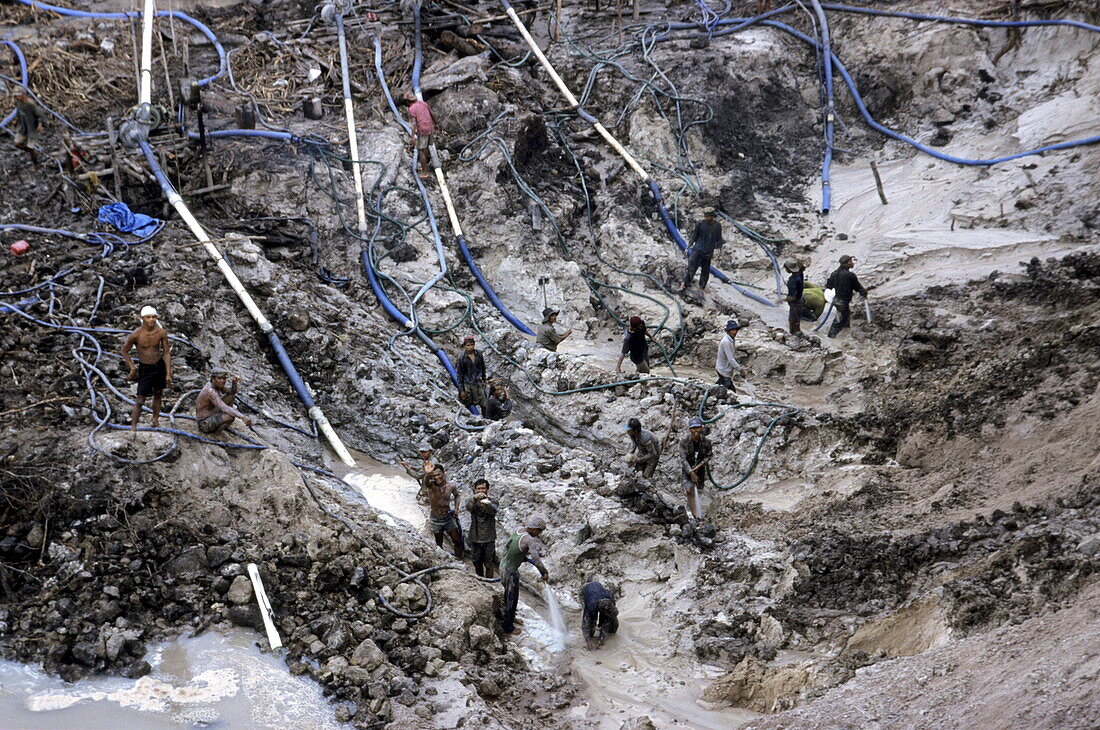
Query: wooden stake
869,160,888,205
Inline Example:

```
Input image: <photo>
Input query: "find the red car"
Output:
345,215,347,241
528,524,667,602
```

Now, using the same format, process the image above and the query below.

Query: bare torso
125,325,169,365
428,480,457,518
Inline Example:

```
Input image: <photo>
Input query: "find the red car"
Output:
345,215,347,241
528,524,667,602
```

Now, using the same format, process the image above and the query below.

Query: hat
688,416,703,428
839,255,854,265
626,417,641,432
463,335,476,344
629,315,643,329
139,305,158,318
704,209,717,217
541,307,558,323
210,366,229,378
724,319,741,332
417,442,433,453
783,258,803,273
525,516,547,531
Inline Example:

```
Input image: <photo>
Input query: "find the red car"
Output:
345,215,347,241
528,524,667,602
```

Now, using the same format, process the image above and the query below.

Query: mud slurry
2,0,1100,728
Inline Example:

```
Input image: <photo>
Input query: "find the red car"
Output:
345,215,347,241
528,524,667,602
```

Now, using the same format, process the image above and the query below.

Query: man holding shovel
679,416,713,520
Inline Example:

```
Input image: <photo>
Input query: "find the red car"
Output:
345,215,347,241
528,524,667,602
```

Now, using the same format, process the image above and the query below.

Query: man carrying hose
11,92,43,169
783,258,806,335
456,335,489,412
680,416,713,520
195,368,252,437
825,255,868,338
466,478,499,579
678,210,724,292
501,517,550,636
121,305,172,434
427,465,464,560
580,581,619,650
403,92,435,180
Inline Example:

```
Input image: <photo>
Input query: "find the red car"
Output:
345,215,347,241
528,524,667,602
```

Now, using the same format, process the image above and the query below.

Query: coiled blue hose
15,0,226,86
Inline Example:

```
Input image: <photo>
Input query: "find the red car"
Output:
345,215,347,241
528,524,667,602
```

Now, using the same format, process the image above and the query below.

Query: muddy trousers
501,568,521,633
827,299,851,338
788,300,803,334
683,250,713,289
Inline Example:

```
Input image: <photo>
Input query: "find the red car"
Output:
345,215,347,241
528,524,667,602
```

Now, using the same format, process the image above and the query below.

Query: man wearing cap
680,417,713,519
195,368,252,436
580,580,619,650
501,517,550,635
625,417,661,479
400,443,436,503
426,465,464,559
825,255,867,338
715,319,746,388
784,258,806,335
679,210,724,292
615,316,651,374
456,335,488,412
535,308,572,352
121,305,173,433
466,478,499,579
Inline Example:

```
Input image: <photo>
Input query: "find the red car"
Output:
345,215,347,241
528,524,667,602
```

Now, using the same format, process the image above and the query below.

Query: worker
485,380,513,421
404,92,435,179
535,308,572,352
680,416,712,520
580,581,619,650
679,209,724,292
501,517,550,635
784,258,806,335
615,316,651,375
625,417,661,479
400,442,436,503
466,478,499,579
715,319,746,389
426,465,464,559
825,255,868,338
11,92,43,169
195,368,252,436
121,305,172,433
456,335,488,412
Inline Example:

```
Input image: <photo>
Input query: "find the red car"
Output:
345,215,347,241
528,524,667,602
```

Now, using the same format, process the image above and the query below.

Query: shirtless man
195,368,252,437
400,443,436,504
121,305,172,433
426,465,463,559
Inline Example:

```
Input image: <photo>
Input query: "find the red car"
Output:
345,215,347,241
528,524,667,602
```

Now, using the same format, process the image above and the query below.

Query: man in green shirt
501,517,549,635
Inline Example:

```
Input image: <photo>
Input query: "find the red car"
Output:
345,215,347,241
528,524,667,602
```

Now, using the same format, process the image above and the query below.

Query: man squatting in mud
426,465,464,559
581,580,619,650
121,305,172,433
195,368,252,437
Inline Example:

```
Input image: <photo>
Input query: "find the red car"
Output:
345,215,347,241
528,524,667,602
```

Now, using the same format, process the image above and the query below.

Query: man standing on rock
580,581,619,650
680,417,713,520
783,258,806,335
535,308,572,352
466,478,499,579
121,305,172,434
679,210,724,292
456,335,489,412
427,465,463,560
195,367,252,437
715,319,746,389
615,316,651,375
625,418,661,479
400,443,436,504
501,517,550,636
404,92,435,179
825,255,868,338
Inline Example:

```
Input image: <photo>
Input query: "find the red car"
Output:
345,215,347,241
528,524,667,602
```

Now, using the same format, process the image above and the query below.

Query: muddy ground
1,0,1098,728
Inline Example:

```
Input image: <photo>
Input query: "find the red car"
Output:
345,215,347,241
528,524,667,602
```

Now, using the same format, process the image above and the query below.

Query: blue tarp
97,202,162,239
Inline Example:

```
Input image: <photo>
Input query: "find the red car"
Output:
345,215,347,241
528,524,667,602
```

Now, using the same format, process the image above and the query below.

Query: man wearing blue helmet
680,416,712,519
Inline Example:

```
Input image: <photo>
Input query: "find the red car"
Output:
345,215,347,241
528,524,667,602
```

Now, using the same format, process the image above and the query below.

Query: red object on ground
9,240,30,256
367,11,378,21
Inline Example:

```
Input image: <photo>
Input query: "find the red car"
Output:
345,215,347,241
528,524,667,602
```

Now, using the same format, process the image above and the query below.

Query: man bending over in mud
195,368,252,437
581,580,619,650
121,305,172,434
427,466,463,559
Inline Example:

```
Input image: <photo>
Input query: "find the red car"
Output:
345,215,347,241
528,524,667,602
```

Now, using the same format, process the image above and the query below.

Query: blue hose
1,39,28,129
455,235,535,336
809,0,834,214
820,3,1100,34
15,0,226,86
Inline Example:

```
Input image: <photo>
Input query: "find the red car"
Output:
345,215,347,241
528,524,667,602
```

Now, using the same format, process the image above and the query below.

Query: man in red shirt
404,92,435,179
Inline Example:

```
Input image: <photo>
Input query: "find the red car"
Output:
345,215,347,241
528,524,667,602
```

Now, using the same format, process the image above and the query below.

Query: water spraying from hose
544,584,567,651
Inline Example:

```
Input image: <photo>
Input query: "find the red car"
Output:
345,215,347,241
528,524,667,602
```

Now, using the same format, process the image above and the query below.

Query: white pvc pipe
334,13,370,238
139,0,155,104
248,562,283,650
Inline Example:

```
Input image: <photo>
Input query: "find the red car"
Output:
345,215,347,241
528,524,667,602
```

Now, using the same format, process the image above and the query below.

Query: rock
122,660,152,679
288,310,311,332
227,575,253,605
478,677,501,698
620,718,657,730
207,545,234,569
341,666,373,684
334,702,356,722
467,624,494,651
351,638,385,671
165,546,207,579
25,523,44,548
228,605,263,631
1078,535,1100,556
326,655,349,675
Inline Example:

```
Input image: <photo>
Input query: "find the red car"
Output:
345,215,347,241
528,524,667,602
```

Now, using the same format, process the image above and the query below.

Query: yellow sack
802,282,826,319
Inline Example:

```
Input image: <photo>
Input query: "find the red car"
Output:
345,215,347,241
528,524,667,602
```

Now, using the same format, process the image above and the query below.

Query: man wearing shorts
427,466,463,559
121,305,172,434
405,92,435,179
195,368,251,437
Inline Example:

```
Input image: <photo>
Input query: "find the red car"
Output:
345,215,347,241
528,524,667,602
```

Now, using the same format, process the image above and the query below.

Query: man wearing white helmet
121,305,172,434
500,517,549,635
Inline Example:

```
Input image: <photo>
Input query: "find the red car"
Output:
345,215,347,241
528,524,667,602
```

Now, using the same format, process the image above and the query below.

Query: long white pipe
138,0,155,104
334,12,370,238
136,6,355,466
